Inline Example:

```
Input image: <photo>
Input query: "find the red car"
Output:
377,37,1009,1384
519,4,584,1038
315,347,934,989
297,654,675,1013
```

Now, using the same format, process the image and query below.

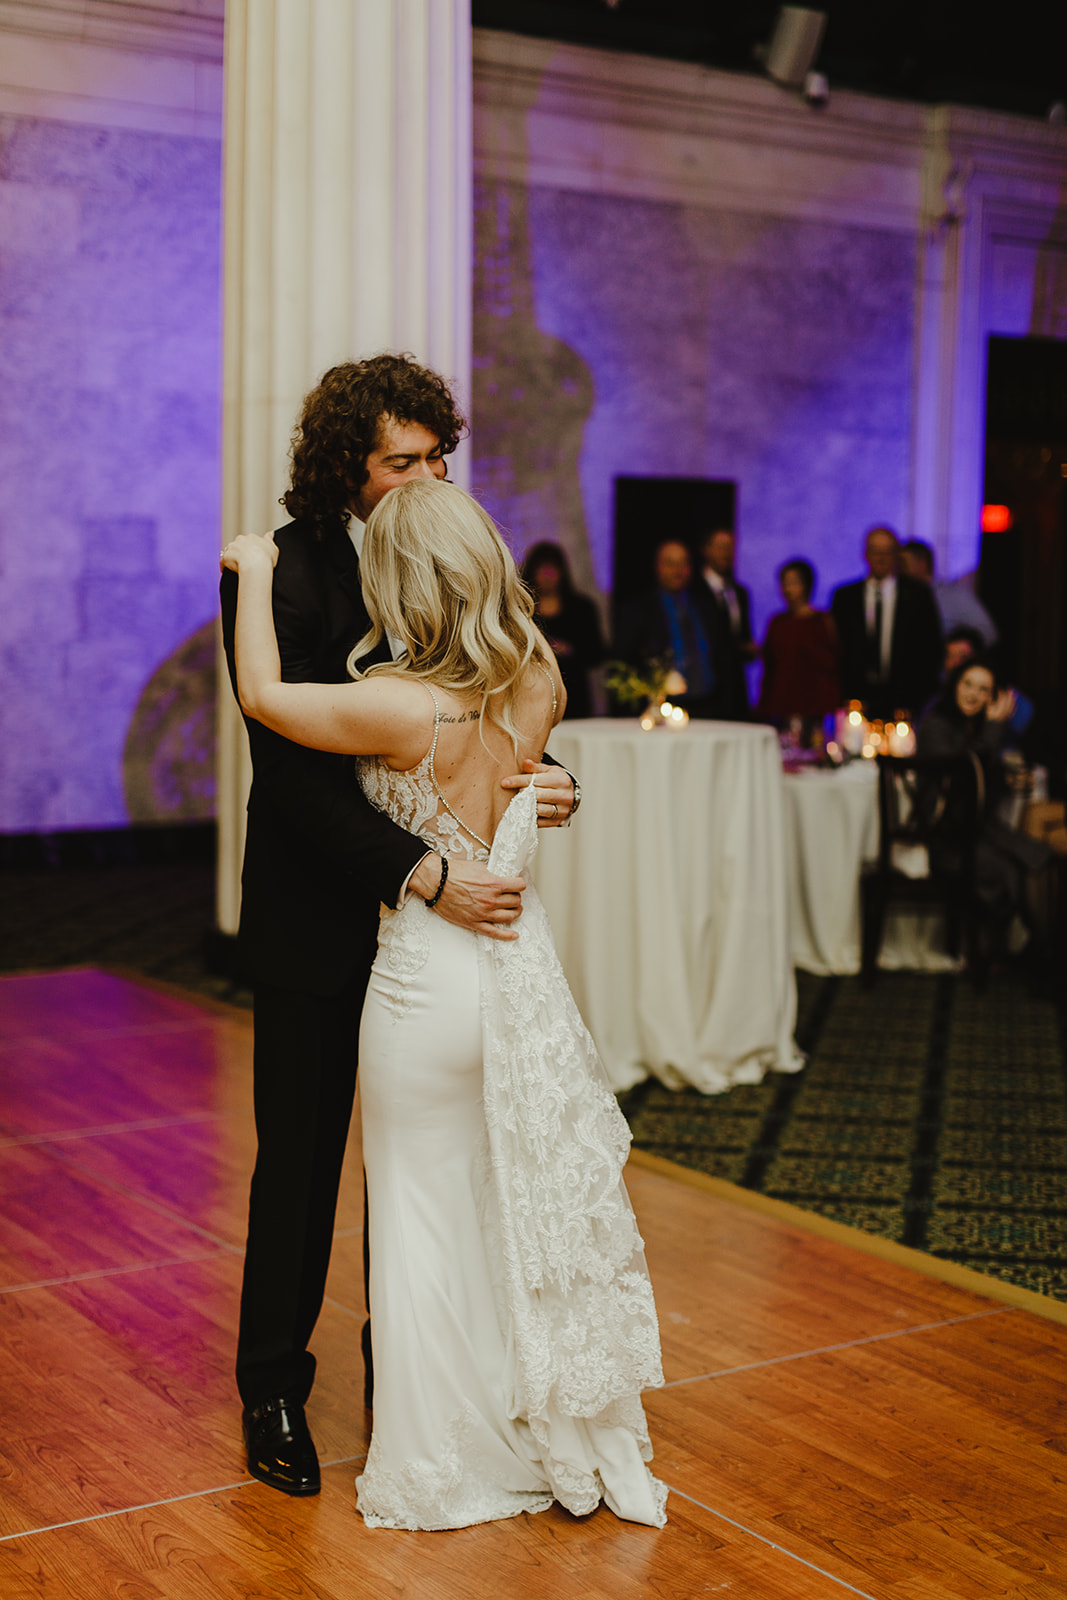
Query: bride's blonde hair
348,478,548,748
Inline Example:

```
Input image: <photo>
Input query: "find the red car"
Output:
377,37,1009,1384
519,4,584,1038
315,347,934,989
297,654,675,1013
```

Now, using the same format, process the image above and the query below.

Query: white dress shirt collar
347,512,365,559
864,573,897,675
704,567,741,634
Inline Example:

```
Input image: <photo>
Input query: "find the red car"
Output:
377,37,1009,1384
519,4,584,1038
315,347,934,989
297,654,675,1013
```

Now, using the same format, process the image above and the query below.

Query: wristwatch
564,769,581,821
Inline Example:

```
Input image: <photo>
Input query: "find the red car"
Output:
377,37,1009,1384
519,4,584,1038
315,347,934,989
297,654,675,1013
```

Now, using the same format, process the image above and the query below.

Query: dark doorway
980,336,1067,777
611,476,735,640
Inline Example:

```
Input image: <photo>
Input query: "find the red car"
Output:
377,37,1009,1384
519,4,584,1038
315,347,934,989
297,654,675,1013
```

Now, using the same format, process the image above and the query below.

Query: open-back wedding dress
354,688,666,1531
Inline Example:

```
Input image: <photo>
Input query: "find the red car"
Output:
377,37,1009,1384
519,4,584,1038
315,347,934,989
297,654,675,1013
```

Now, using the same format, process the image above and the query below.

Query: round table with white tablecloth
531,719,801,1095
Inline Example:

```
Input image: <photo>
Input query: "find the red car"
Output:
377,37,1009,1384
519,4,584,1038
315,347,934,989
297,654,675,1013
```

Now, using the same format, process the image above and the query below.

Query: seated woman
756,558,839,729
917,657,1050,945
521,541,605,719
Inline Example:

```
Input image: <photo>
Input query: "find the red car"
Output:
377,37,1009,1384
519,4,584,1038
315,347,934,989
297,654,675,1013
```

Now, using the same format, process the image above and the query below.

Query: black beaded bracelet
424,853,449,909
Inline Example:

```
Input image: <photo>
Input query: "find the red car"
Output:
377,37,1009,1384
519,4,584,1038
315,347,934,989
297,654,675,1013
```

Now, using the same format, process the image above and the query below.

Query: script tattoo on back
438,709,480,724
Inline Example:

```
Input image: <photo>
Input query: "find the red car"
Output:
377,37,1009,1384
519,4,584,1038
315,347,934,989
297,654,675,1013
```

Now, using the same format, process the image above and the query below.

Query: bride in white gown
223,478,666,1531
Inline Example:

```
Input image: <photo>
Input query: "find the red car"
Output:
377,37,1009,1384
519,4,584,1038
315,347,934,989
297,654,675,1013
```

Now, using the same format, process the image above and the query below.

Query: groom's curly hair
282,353,468,540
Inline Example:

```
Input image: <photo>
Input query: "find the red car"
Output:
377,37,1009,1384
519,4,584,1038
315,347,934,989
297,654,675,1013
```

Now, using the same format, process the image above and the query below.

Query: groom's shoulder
271,517,331,585
272,516,318,560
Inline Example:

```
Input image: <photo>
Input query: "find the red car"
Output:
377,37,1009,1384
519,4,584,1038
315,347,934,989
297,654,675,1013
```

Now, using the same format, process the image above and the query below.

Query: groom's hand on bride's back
409,856,526,940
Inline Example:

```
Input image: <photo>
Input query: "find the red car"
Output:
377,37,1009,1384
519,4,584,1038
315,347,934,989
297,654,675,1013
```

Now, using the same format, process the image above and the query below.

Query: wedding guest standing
899,538,997,648
521,541,605,719
831,526,942,719
757,558,840,725
615,539,718,719
700,528,757,720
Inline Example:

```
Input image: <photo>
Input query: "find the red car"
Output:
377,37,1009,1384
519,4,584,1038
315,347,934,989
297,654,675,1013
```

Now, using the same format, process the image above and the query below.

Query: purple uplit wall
3,30,1061,835
472,178,915,649
0,117,221,834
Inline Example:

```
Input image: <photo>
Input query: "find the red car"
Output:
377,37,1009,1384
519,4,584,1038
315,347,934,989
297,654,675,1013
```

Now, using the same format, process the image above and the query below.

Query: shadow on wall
123,621,216,823
473,71,597,594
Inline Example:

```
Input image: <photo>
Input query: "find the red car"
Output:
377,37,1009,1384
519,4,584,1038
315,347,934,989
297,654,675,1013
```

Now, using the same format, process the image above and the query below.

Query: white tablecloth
782,761,959,975
531,720,801,1095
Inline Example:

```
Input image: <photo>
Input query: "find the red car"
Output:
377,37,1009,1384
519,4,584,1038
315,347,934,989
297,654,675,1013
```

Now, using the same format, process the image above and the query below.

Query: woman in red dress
757,558,840,725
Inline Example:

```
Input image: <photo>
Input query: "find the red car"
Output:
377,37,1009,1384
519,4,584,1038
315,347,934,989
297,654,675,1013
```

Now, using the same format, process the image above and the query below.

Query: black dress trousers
236,964,372,1410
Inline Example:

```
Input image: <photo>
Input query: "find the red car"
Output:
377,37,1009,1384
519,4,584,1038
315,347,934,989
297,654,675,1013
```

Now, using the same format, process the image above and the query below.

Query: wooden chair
860,754,984,985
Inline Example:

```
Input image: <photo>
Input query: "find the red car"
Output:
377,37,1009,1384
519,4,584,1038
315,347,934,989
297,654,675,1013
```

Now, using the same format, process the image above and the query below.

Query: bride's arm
221,533,426,762
499,635,575,825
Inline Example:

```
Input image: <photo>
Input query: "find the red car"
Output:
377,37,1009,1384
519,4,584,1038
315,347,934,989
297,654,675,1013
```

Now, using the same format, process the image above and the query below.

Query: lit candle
837,702,867,757
887,719,916,757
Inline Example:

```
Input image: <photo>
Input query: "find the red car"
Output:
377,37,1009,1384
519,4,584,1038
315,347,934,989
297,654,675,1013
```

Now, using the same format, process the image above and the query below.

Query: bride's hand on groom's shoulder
220,531,279,574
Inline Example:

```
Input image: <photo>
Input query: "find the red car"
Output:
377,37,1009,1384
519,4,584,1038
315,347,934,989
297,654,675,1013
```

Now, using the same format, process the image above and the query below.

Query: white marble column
216,0,472,937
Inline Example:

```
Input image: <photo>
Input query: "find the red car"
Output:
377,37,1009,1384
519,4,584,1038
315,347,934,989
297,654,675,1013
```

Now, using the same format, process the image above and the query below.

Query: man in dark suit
220,355,576,1498
614,538,720,718
699,528,757,720
830,525,943,719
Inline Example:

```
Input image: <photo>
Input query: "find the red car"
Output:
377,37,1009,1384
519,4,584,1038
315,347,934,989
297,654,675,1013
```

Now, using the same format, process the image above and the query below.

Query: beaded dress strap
541,661,558,720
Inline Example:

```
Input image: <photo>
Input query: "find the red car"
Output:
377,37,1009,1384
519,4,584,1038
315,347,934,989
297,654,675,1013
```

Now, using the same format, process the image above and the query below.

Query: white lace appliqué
357,744,487,1020
476,783,664,1519
356,1405,553,1531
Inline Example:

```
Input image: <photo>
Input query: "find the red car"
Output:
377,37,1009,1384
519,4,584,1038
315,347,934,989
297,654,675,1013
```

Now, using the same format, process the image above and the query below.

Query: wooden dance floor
2,968,1065,1598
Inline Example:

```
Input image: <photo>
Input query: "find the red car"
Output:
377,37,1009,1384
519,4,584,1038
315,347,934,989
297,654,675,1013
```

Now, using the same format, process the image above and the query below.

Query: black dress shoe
242,1397,320,1496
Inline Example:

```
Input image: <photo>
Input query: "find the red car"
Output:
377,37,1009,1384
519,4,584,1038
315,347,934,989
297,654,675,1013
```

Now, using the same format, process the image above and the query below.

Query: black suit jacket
703,576,753,720
830,573,942,719
614,583,724,717
220,518,428,996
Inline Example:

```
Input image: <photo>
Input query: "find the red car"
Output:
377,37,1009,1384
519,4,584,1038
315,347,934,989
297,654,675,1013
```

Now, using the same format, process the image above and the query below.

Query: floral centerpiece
605,659,690,727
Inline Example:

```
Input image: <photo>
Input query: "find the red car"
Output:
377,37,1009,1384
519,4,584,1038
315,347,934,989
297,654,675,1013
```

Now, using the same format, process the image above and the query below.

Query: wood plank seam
0,1247,228,1296
629,1147,1067,1325
658,1305,1012,1387
0,1111,230,1149
665,1486,880,1600
0,1458,370,1547
33,1142,246,1254
1,1460,878,1600
0,1020,232,1045
322,1294,366,1321
0,1482,257,1547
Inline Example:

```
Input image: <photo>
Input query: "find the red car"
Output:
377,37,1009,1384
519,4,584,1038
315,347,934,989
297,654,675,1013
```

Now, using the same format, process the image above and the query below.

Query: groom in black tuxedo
220,355,576,1497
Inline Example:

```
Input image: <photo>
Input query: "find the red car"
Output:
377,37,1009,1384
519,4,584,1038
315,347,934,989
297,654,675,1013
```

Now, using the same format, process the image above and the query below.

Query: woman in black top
521,542,605,720
917,657,1049,933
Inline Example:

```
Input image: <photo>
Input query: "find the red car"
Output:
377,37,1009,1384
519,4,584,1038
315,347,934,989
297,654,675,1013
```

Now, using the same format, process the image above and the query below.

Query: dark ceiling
471,0,1067,120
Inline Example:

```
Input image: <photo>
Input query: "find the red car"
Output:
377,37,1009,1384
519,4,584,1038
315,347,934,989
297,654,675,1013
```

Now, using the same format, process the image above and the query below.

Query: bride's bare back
396,668,560,853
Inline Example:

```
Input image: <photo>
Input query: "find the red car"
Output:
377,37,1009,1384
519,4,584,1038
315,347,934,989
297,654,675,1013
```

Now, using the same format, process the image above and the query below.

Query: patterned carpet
4,841,1065,1301
0,834,251,1010
620,967,1067,1303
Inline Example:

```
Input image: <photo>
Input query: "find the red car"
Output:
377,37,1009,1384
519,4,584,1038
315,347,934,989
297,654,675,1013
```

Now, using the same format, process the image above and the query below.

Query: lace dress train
354,721,666,1532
